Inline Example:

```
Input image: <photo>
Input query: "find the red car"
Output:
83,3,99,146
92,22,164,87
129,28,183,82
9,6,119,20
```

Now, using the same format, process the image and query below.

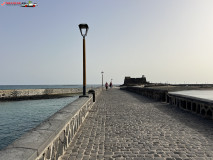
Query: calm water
169,90,213,101
0,96,78,150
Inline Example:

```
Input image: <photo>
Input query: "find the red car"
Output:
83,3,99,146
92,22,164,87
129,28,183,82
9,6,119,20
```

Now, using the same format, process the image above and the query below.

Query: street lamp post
79,24,89,97
101,71,104,90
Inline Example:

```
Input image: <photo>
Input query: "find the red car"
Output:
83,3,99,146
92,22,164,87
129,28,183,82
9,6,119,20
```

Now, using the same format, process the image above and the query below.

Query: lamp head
79,24,89,37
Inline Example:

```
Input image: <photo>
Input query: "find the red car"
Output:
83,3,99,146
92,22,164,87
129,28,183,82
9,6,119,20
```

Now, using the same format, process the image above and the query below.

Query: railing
167,93,213,119
123,86,213,120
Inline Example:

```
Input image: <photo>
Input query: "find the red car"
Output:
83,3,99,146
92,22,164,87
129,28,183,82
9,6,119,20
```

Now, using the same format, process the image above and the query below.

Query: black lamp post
79,24,89,97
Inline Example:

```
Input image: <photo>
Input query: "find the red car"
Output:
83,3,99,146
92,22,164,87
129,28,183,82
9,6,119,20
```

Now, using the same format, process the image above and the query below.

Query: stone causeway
60,88,213,160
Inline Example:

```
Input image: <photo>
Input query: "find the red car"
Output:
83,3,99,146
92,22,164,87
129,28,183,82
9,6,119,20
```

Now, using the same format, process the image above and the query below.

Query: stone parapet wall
123,86,213,120
0,88,102,160
0,88,95,101
122,86,167,102
168,93,213,120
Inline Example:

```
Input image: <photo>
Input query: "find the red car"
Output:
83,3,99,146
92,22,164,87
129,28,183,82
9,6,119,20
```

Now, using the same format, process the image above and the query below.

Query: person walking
110,82,112,88
105,82,109,90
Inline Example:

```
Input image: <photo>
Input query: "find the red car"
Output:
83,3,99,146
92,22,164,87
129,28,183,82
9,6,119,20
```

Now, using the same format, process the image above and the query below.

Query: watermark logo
1,1,38,7
21,1,37,7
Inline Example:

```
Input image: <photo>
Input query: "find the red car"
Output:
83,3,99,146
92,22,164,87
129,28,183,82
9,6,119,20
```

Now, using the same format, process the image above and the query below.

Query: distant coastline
0,85,101,90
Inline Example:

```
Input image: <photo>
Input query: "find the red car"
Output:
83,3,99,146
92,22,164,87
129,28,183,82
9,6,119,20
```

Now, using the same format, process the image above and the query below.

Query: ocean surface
0,96,79,150
0,85,102,150
169,90,213,101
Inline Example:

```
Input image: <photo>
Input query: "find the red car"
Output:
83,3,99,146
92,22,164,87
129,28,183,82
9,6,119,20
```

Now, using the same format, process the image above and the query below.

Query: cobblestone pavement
60,89,213,160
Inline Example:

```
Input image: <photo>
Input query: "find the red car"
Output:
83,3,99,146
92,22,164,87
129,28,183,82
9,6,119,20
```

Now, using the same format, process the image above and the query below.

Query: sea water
0,96,78,150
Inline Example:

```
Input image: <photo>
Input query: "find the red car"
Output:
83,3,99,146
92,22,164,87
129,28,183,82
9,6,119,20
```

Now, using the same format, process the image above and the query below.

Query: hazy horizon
1,0,213,85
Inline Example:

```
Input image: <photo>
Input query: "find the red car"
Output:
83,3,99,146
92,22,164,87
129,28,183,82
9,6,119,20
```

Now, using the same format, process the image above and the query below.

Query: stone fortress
123,75,149,86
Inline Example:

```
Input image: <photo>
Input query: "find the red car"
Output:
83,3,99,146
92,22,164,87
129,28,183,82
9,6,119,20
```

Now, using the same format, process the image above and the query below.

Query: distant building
124,75,148,86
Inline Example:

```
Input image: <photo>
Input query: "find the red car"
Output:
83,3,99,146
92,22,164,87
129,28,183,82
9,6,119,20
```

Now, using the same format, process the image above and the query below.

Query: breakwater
0,88,92,101
123,86,213,120
0,88,102,160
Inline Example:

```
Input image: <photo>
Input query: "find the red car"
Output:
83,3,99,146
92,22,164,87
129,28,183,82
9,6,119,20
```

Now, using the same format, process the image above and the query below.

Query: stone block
8,130,55,156
36,119,66,136
0,148,37,160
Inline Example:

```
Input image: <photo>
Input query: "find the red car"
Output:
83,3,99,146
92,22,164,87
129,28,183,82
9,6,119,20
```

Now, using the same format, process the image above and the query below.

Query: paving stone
59,89,213,159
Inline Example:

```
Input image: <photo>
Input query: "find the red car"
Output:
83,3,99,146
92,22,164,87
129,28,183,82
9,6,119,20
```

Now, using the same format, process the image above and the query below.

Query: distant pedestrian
105,82,108,90
110,82,112,88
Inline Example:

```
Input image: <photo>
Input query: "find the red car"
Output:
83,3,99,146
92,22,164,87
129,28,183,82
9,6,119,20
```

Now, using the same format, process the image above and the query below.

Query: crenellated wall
0,88,102,160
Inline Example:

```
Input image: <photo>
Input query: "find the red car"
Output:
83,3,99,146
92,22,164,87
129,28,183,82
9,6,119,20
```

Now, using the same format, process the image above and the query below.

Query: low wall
0,88,102,160
0,88,93,101
122,86,167,102
123,86,213,120
168,93,213,119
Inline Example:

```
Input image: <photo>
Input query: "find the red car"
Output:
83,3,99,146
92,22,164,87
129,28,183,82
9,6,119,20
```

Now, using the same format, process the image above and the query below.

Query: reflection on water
0,96,78,150
169,90,213,101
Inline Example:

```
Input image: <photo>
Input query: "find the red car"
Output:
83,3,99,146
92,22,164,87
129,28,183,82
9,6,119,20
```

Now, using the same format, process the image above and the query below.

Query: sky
0,0,213,85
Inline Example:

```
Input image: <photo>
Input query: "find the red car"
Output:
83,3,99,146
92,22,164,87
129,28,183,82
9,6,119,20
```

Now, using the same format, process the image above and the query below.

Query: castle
123,75,148,86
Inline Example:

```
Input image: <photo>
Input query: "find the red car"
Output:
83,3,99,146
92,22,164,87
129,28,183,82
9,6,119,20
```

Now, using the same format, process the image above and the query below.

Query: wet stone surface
60,88,213,160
